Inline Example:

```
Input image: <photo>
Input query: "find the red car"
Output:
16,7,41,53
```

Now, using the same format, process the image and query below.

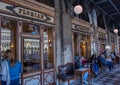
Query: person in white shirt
0,51,10,85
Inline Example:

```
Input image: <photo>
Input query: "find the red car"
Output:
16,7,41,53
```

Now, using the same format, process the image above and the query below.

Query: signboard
72,24,91,33
0,2,54,23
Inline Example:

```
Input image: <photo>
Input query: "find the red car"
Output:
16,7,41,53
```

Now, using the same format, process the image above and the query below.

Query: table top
75,68,90,73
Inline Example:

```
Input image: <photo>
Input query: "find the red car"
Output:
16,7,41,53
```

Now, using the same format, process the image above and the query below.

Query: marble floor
73,63,120,85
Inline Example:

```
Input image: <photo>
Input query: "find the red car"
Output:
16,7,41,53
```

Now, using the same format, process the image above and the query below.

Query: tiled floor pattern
73,64,120,85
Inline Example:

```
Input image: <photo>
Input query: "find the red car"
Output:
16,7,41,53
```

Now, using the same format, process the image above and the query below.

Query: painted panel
23,75,41,85
44,72,55,85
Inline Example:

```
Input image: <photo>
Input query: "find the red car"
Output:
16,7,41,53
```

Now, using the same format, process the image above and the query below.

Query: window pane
23,23,40,34
1,19,16,57
23,38,40,73
43,28,54,69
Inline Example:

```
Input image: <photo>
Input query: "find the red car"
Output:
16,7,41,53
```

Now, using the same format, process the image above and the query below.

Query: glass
23,38,40,73
0,19,16,57
43,28,54,69
87,36,91,57
80,42,87,57
23,23,40,34
74,33,78,55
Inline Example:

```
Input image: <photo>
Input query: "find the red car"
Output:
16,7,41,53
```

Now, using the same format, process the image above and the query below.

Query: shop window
23,23,40,34
74,33,78,55
80,42,87,57
23,38,40,73
43,28,54,69
0,19,17,57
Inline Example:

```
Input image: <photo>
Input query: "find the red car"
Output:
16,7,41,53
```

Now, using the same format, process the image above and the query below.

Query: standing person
0,50,10,85
5,49,22,85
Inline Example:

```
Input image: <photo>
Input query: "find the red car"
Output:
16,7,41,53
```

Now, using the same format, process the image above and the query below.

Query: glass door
22,38,40,73
43,28,54,69
80,42,87,57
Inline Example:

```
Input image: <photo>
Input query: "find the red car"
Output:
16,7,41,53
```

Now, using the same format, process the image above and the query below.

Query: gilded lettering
38,14,40,18
34,13,37,17
19,8,23,14
40,14,44,19
23,10,26,15
31,12,33,16
27,10,29,16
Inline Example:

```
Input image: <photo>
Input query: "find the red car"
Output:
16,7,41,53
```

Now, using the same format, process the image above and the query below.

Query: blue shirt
8,61,22,80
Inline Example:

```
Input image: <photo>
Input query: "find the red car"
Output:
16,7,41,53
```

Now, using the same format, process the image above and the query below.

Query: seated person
99,54,113,71
79,57,89,84
74,54,80,69
91,54,99,77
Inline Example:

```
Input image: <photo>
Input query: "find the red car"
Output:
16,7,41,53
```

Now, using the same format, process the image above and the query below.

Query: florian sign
0,2,54,23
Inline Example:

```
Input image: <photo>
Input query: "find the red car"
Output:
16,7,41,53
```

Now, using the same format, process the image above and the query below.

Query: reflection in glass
23,23,40,34
23,38,40,73
74,33,78,55
43,28,54,69
0,19,16,57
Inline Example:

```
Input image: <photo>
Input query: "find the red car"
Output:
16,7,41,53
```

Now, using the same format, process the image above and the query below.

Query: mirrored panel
23,22,40,34
23,38,40,73
0,18,17,58
43,28,54,69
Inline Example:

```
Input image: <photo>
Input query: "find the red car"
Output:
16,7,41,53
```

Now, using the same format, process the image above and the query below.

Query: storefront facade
72,18,91,59
0,1,56,85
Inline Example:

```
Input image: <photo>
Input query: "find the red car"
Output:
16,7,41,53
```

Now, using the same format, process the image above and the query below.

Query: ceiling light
114,29,118,33
74,5,83,14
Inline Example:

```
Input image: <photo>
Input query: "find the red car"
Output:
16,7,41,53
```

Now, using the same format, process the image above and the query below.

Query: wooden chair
58,63,75,85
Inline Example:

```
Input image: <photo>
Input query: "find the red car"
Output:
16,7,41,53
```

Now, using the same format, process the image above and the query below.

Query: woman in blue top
5,49,22,85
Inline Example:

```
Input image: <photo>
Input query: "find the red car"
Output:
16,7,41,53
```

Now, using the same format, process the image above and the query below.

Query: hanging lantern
74,5,83,14
114,29,118,33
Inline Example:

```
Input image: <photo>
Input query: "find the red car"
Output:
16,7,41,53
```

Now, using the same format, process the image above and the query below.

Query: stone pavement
72,64,120,85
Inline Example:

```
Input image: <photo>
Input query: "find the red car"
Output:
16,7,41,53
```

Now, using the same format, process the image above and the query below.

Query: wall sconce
10,43,14,48
114,29,118,33
74,5,83,14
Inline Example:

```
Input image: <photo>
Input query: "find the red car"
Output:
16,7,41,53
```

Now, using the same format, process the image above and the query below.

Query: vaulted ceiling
36,0,120,34
89,0,120,31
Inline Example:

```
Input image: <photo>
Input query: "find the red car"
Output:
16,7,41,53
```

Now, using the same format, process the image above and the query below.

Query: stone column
54,0,73,84
103,15,111,56
115,33,119,53
88,8,99,56
55,0,73,64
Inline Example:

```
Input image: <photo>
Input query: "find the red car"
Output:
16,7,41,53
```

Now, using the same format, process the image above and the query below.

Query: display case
23,38,40,73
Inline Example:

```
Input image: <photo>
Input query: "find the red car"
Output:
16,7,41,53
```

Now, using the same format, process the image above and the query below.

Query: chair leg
59,80,60,85
68,80,70,85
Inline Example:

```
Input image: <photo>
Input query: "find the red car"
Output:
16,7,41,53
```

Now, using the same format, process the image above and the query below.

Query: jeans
106,61,113,71
83,72,88,80
92,63,99,74
1,81,6,85
10,78,19,85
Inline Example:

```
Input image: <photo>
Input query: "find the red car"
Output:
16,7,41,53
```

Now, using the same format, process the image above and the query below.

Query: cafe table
75,68,91,85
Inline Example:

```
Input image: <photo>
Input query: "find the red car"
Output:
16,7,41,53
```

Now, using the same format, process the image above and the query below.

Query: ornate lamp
74,4,83,14
114,29,118,33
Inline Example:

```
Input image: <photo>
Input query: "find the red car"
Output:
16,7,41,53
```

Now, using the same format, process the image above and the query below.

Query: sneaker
83,80,88,84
